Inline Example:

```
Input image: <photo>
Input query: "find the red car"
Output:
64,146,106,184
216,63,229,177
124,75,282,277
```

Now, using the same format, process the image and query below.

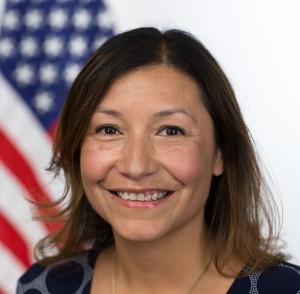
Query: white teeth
121,192,129,200
129,193,136,200
117,191,168,201
137,193,145,201
151,193,158,200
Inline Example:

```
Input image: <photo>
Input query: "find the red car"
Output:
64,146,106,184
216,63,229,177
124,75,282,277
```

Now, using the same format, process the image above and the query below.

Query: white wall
107,0,300,264
0,0,299,263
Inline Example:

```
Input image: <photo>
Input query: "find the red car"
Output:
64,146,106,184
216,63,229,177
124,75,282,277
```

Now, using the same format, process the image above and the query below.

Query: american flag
0,0,115,292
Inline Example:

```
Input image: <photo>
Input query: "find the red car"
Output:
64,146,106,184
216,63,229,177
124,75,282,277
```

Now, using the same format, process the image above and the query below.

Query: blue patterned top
17,250,300,293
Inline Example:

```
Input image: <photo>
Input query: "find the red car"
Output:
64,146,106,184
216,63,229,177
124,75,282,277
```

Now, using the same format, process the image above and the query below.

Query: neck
112,223,213,293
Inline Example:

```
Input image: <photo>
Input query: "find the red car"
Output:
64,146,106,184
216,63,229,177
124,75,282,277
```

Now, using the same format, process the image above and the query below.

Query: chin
112,222,168,243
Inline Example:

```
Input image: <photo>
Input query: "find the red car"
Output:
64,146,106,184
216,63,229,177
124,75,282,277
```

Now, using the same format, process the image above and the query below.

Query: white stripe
0,163,48,258
0,73,64,199
0,243,25,294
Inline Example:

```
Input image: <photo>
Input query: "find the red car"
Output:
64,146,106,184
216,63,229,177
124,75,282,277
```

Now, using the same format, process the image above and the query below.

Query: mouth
109,190,173,202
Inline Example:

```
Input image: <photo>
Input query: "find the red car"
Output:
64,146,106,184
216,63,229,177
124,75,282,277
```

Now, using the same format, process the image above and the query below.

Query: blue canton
0,0,115,130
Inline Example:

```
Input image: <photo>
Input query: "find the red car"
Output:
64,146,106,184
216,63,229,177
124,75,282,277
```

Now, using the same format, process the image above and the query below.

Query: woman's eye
158,126,185,136
95,125,121,135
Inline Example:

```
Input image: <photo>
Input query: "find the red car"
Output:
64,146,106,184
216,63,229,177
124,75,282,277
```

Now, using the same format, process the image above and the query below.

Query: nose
116,134,158,180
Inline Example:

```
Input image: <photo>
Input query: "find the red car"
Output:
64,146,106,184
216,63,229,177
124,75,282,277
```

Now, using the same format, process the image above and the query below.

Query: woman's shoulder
17,249,99,294
228,261,300,293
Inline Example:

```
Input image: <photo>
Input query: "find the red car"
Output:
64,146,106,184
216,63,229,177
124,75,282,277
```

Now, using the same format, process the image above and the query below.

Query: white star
48,8,68,30
64,63,82,84
14,63,35,85
20,37,39,57
69,36,87,56
24,9,44,30
73,9,92,30
97,9,114,29
39,63,57,84
33,91,54,113
2,10,19,30
44,36,64,57
0,38,15,57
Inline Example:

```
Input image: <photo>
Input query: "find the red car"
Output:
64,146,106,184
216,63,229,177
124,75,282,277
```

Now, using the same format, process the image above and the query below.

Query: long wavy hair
35,27,286,275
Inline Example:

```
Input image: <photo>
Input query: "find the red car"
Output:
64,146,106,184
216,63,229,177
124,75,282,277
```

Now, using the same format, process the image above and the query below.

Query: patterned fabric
17,250,300,293
17,250,98,294
227,263,300,294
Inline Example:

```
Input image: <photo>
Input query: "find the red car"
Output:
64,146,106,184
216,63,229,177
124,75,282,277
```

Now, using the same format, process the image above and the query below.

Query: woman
17,27,300,293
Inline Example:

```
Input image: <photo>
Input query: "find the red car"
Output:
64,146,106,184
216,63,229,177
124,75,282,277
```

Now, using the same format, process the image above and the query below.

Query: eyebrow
94,107,196,122
154,108,196,122
94,107,124,118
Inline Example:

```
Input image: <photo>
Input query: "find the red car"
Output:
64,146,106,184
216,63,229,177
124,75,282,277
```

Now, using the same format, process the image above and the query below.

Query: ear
213,148,224,176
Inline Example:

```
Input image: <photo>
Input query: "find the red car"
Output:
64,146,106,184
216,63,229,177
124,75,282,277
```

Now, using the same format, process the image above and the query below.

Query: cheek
80,142,114,182
80,147,97,182
80,144,113,220
159,144,206,185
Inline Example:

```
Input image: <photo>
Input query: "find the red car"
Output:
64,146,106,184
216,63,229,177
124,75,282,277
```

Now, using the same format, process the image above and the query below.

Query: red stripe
0,286,7,294
48,120,57,139
0,213,31,268
0,129,61,232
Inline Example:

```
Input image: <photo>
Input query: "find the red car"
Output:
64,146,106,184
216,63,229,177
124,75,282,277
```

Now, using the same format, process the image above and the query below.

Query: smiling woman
17,28,300,293
80,65,223,244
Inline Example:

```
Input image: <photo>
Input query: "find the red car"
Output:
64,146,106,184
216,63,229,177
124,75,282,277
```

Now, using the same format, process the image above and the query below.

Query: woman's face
80,65,223,242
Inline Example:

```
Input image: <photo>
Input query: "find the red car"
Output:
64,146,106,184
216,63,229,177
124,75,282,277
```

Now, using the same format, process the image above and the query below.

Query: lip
110,188,169,193
108,189,173,209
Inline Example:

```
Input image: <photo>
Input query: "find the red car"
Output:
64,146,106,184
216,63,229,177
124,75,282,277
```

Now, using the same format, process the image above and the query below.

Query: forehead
96,65,205,112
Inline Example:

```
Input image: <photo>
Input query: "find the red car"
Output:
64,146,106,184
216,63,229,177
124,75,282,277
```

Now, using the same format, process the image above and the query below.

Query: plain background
0,0,299,264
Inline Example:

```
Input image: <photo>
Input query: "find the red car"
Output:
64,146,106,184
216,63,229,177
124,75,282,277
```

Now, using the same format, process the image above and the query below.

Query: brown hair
36,27,286,274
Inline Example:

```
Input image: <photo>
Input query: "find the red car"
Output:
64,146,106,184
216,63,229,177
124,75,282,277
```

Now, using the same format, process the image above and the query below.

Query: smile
111,191,172,201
